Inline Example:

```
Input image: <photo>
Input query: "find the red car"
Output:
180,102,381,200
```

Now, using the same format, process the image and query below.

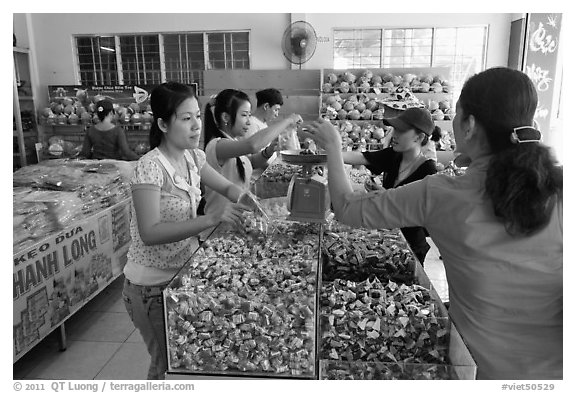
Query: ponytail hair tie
510,126,541,144
97,106,104,112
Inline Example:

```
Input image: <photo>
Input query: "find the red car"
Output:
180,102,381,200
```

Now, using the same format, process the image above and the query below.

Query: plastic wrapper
22,191,86,228
12,159,132,252
278,126,300,151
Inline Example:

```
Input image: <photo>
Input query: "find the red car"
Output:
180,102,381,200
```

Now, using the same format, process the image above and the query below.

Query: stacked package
13,159,133,253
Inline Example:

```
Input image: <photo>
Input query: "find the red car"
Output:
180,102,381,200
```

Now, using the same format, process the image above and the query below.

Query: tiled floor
13,240,448,380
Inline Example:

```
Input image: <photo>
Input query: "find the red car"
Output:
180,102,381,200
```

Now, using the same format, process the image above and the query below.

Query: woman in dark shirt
79,99,139,161
342,107,437,263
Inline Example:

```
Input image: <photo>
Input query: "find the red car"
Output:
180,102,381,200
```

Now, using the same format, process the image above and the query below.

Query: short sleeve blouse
126,148,206,270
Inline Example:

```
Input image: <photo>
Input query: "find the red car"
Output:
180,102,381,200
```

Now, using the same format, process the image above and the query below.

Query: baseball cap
382,107,434,135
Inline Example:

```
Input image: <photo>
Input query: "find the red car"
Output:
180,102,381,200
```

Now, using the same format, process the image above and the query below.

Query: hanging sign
47,83,198,108
523,13,562,134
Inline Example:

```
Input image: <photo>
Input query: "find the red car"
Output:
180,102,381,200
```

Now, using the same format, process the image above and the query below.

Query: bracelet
261,146,273,159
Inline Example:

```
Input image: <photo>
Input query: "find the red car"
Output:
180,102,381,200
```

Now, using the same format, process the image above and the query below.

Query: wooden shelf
18,96,34,101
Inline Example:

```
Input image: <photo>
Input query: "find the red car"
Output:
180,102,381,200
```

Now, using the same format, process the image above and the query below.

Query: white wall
23,13,514,107
28,13,292,106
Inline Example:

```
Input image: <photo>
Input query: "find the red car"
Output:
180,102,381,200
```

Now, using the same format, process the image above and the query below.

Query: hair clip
510,126,541,144
97,106,104,112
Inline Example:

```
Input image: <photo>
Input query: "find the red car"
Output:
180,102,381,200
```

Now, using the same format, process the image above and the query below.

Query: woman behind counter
342,107,437,264
79,99,140,160
122,82,253,380
202,89,302,214
304,67,562,379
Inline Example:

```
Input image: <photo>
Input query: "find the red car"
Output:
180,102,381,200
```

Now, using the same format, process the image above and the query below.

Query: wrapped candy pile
322,222,416,285
320,277,451,379
200,217,320,261
13,159,132,253
165,255,318,377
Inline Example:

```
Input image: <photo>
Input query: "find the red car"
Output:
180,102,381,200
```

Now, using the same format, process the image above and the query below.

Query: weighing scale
280,150,331,223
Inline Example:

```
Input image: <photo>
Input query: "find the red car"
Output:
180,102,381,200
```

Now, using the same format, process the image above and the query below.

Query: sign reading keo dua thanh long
13,200,131,362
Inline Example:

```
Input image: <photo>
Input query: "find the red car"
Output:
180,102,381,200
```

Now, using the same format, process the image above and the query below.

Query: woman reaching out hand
304,67,562,380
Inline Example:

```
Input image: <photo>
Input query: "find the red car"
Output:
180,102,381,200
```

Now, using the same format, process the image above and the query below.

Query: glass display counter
163,155,476,379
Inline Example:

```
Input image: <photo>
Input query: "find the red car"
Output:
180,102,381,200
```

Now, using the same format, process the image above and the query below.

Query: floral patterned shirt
124,148,205,281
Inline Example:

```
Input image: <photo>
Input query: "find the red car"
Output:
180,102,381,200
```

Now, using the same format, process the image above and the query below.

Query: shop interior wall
27,13,292,108
25,13,514,109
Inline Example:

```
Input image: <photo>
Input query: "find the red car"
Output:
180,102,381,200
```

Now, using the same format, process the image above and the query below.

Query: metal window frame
333,25,488,70
74,29,251,85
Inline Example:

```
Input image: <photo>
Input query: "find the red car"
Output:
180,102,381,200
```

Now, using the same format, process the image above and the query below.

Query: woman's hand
364,176,383,192
287,113,303,126
302,118,342,151
238,191,268,218
210,202,248,227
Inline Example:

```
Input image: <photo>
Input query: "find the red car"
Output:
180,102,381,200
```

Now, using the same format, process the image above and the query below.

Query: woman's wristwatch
261,145,273,159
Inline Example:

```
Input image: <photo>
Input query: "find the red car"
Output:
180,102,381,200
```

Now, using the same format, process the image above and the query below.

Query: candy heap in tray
165,217,322,377
165,253,318,377
319,277,453,379
201,217,321,260
321,222,416,285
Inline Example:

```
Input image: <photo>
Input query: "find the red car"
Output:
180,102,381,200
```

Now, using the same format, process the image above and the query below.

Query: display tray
319,319,476,380
317,276,477,380
280,149,327,165
164,254,319,378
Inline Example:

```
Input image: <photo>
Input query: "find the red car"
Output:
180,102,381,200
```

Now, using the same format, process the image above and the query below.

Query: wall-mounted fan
281,21,318,69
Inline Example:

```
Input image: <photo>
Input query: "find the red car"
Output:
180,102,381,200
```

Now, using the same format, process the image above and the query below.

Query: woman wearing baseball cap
341,107,437,264
304,67,562,379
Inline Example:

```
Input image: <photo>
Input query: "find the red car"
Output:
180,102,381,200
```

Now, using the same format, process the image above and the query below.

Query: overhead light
100,46,115,52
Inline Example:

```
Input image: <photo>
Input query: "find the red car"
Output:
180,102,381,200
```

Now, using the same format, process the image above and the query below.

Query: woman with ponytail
202,89,302,214
305,67,562,379
123,82,259,379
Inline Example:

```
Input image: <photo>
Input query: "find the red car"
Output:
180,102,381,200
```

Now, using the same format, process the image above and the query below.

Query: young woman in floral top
122,82,254,379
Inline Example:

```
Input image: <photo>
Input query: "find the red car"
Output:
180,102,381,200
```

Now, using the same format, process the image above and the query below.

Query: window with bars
119,35,162,85
334,26,487,90
207,32,250,69
75,31,250,86
76,36,119,85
